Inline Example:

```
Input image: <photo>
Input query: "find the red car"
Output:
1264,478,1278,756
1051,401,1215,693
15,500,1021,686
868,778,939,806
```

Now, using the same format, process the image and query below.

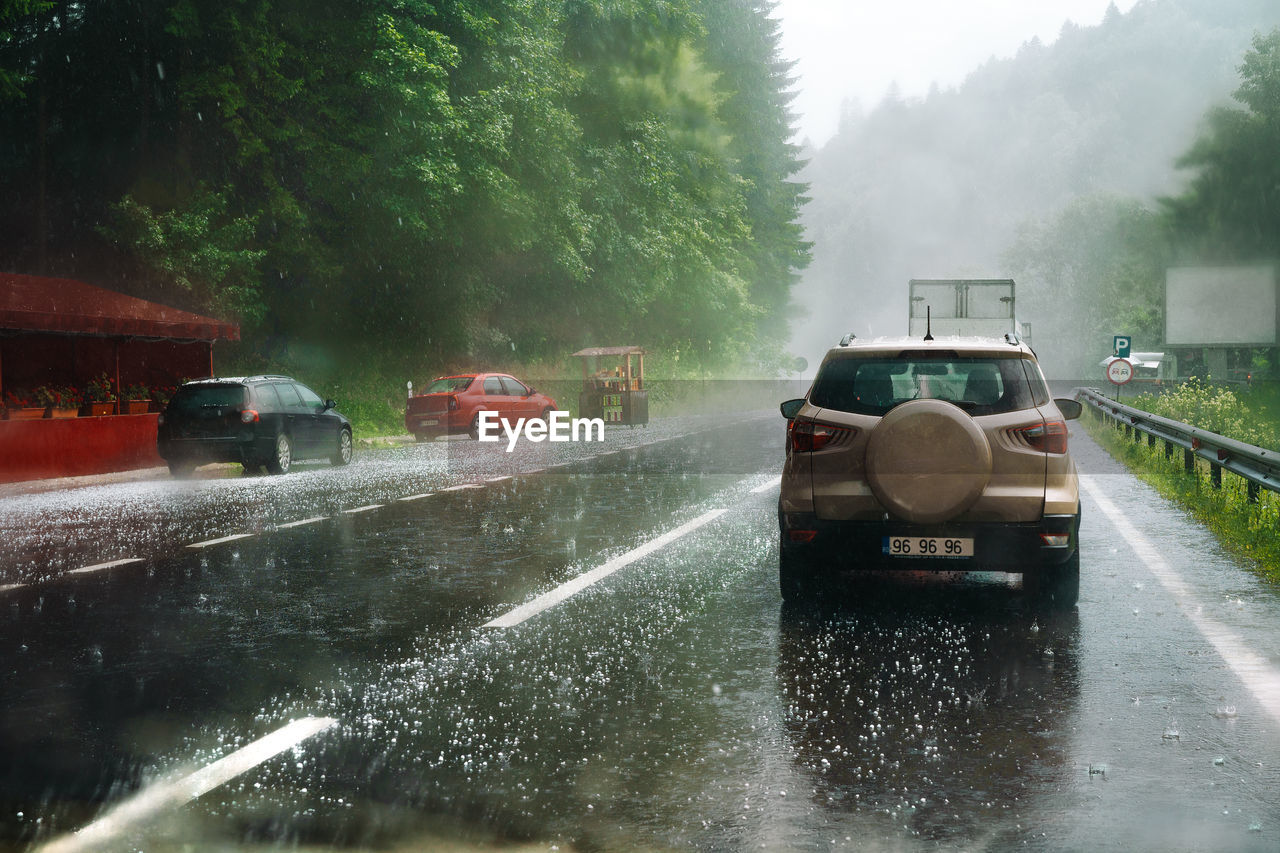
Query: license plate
882,536,973,558
419,418,438,426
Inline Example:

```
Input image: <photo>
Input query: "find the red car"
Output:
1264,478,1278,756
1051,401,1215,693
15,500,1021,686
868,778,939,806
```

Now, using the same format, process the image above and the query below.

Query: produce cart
572,346,648,426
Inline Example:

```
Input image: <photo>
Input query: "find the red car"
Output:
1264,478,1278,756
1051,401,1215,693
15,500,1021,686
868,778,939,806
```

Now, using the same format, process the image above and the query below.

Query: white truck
908,279,1025,341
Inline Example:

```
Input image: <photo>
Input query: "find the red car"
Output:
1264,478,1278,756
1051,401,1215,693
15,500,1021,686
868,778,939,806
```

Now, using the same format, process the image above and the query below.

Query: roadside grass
1081,411,1280,583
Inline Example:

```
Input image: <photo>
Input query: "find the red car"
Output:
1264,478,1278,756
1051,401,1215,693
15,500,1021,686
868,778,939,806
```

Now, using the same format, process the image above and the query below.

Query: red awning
0,273,240,341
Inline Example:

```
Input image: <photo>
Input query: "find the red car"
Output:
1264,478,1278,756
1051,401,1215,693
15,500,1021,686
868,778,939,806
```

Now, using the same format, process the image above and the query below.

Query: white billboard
1165,265,1278,346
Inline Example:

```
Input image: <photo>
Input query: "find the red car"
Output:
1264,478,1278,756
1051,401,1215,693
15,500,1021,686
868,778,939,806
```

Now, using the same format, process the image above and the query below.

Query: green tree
1164,27,1280,262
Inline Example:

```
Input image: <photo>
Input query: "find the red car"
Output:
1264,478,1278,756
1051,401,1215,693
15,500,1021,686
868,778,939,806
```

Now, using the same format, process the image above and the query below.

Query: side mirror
780,398,805,420
324,399,337,411
1055,398,1082,420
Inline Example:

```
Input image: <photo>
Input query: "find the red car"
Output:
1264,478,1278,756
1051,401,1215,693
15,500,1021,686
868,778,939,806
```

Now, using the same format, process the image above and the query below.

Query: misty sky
773,0,1141,145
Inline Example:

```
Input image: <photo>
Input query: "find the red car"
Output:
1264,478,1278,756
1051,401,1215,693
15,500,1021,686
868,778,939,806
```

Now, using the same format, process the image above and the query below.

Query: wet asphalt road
2,413,1279,851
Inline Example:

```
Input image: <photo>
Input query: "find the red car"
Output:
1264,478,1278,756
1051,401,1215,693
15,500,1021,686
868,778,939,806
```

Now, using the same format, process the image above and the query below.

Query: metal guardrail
1076,387,1280,502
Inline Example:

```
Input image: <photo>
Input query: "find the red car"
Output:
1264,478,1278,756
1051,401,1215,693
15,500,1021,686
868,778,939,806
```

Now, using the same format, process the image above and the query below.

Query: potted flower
84,373,117,416
121,383,151,415
3,389,44,420
35,384,83,418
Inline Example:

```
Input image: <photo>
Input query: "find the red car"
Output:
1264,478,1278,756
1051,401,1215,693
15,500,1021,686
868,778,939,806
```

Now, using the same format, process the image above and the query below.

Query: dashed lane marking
37,717,338,853
276,516,327,529
0,583,26,594
186,533,254,550
396,493,434,502
1081,475,1280,724
441,483,483,491
484,508,728,629
67,558,143,576
342,504,383,514
750,476,781,494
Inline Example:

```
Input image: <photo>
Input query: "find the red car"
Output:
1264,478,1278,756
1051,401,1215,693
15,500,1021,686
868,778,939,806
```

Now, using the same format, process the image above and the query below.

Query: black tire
1027,549,1080,609
413,432,427,443
265,432,293,475
331,427,353,466
468,415,481,441
241,461,261,475
168,459,196,478
540,407,554,424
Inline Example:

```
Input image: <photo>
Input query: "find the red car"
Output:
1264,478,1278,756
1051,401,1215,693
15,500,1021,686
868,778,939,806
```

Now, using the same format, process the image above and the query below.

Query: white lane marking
37,717,338,853
0,583,27,594
486,476,511,483
397,493,433,502
1080,475,1280,723
342,504,383,515
67,558,143,576
442,483,483,491
277,516,327,529
750,476,781,494
523,468,546,475
187,533,253,550
484,508,728,629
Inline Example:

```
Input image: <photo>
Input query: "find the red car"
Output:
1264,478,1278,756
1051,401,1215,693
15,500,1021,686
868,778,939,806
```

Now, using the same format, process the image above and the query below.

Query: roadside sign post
1113,335,1131,359
1107,357,1134,399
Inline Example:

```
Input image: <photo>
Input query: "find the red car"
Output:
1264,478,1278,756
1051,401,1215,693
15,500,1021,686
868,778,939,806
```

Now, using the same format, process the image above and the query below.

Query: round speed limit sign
1106,358,1134,385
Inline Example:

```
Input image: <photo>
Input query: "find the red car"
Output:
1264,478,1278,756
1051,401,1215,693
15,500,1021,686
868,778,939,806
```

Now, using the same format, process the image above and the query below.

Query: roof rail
1003,332,1021,346
839,332,857,346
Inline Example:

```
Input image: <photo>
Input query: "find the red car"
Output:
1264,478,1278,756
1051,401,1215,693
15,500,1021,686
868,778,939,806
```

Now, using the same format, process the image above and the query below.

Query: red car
405,373,558,441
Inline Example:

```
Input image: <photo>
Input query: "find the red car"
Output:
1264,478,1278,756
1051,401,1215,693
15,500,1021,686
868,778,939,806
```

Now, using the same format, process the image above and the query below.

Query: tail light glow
240,409,260,424
1013,420,1068,454
789,419,853,453
448,395,458,411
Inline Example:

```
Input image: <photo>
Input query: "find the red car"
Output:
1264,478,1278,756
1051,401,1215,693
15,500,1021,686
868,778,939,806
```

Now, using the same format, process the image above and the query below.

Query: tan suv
778,336,1081,606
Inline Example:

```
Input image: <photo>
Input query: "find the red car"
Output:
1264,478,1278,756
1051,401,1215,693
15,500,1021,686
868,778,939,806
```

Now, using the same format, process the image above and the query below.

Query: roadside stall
0,273,239,482
572,346,648,426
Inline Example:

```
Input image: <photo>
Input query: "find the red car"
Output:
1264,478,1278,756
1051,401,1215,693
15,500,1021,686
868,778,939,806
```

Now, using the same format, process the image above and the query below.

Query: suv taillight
240,409,260,424
1013,420,1068,454
789,419,853,452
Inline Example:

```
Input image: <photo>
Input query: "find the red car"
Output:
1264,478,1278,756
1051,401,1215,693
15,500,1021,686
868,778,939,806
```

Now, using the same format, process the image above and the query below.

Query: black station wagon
157,376,353,477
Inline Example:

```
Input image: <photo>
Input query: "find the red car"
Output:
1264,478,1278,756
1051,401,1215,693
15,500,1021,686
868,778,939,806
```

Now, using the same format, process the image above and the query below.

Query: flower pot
5,407,46,420
122,400,150,415
49,407,79,419
81,401,115,417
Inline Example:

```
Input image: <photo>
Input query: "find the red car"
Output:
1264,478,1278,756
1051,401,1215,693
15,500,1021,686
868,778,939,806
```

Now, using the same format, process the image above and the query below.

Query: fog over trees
795,0,1280,378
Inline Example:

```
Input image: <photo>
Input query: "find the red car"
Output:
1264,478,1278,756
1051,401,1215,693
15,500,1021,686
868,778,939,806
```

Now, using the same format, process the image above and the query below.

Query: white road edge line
187,533,254,550
750,476,781,495
277,516,328,529
397,493,434,502
342,504,383,515
1080,475,1280,723
37,717,338,853
442,483,483,491
67,558,143,576
484,508,727,629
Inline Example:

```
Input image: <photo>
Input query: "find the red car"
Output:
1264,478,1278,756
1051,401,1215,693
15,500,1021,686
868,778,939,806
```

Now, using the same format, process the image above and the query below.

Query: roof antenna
923,305,934,341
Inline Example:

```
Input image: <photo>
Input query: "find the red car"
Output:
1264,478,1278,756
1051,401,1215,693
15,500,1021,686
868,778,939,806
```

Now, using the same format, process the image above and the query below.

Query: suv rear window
810,355,1044,416
168,384,246,411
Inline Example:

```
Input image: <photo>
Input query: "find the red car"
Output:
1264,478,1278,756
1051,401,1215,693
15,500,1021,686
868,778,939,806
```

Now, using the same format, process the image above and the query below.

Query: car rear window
810,354,1044,416
168,384,246,411
426,377,473,393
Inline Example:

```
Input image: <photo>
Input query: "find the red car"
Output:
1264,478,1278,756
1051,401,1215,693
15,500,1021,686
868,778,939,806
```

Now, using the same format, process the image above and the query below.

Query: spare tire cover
865,399,992,524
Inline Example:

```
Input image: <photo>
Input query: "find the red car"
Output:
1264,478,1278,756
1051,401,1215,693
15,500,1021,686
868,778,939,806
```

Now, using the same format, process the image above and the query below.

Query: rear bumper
158,434,272,464
779,510,1080,572
405,411,462,436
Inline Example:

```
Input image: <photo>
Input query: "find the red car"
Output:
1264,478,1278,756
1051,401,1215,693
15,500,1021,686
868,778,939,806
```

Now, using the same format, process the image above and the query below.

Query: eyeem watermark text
476,410,605,451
